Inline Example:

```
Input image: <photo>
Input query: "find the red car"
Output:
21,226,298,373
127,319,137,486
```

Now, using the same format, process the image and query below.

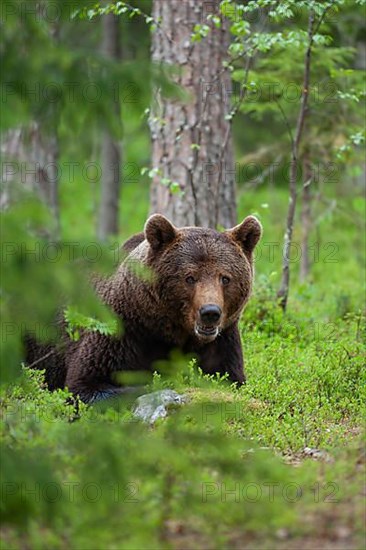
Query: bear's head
144,214,262,344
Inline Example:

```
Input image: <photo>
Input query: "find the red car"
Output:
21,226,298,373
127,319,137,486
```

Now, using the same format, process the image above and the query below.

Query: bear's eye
185,276,196,285
221,276,231,286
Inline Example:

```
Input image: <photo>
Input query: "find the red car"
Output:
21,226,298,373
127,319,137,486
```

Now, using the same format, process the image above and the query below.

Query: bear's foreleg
198,324,245,386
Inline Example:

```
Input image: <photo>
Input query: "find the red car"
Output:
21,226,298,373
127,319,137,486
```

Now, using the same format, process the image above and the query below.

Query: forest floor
168,427,365,549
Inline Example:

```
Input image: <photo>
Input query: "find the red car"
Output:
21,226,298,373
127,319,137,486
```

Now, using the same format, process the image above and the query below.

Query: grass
1,185,365,549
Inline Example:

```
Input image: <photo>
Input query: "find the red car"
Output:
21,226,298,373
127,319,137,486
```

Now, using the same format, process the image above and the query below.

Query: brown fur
26,215,262,403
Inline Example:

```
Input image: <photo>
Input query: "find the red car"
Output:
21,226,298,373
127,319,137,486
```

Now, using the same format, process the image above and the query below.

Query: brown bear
26,214,262,403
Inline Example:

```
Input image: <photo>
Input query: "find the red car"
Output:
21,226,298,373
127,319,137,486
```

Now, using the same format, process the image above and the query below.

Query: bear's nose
199,304,222,325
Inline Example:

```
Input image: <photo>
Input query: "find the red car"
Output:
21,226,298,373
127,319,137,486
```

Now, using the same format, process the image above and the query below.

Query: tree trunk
300,153,312,282
277,10,315,311
98,13,121,241
1,123,60,239
277,3,334,309
149,0,236,228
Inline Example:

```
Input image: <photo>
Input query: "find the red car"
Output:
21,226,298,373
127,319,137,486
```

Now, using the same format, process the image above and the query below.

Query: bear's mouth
194,323,219,340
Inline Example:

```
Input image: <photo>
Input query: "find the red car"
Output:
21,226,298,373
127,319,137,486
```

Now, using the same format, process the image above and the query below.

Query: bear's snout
199,304,222,325
194,303,222,342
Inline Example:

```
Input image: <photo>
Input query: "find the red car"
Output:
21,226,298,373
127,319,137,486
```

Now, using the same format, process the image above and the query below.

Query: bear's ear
226,215,262,255
144,214,177,251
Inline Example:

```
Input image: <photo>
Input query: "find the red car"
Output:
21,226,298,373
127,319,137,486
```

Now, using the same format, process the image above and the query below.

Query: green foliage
240,308,365,451
64,306,120,341
1,368,298,548
220,0,366,173
75,1,154,25
1,0,180,163
0,194,120,383
141,166,183,196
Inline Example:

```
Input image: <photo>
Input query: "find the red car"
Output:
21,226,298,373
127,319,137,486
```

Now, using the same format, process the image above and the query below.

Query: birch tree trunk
149,0,236,228
277,4,333,310
300,153,312,282
98,13,121,241
277,11,315,310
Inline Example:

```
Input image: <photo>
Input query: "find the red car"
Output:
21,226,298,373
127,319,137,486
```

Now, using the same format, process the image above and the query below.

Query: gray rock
303,446,333,462
132,390,188,424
